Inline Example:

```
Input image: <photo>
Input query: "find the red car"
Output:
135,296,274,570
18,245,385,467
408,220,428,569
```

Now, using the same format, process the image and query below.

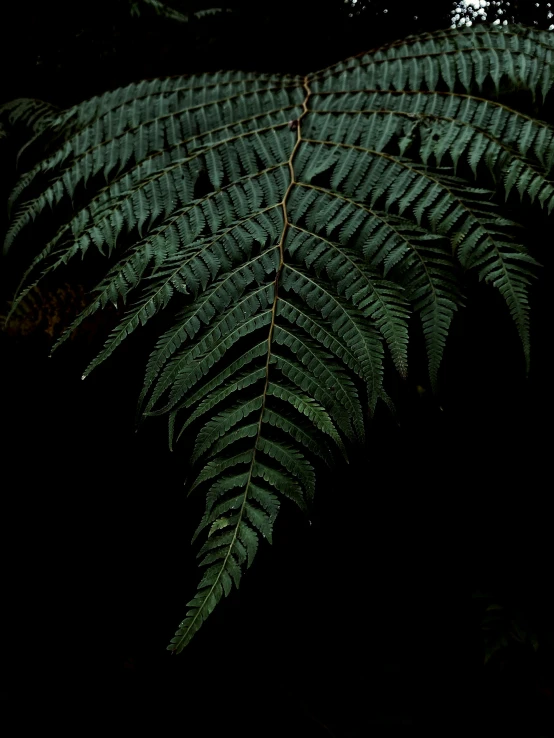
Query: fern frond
4,23,548,652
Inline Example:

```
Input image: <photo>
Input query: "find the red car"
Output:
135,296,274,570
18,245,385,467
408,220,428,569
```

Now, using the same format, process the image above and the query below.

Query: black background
1,2,553,734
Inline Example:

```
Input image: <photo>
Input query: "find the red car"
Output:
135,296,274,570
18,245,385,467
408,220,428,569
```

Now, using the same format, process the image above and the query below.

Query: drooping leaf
2,23,551,652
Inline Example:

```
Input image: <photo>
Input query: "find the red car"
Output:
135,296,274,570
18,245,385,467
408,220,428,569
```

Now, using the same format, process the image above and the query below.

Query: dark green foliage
2,23,552,652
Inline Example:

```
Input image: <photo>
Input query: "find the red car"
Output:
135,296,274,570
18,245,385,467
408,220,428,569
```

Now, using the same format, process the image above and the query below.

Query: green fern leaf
2,22,550,652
